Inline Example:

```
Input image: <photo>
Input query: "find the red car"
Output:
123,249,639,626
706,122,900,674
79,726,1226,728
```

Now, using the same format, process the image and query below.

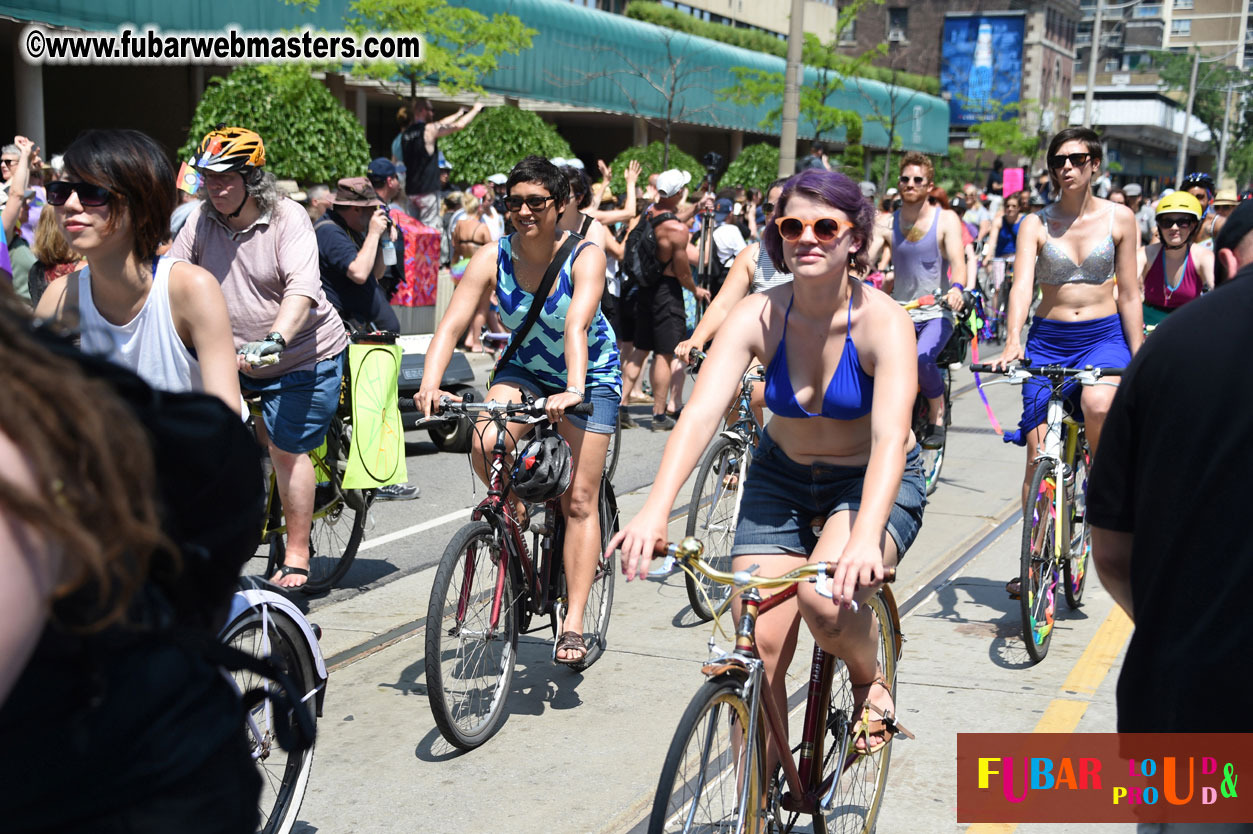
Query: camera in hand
701,151,725,192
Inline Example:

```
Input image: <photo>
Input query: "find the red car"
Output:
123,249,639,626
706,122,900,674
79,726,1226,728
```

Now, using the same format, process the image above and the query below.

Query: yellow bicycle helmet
1154,191,1203,220
193,126,266,173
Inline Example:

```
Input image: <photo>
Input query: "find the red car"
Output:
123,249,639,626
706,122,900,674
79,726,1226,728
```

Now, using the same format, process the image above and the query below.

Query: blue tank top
995,218,1020,258
763,293,873,420
496,235,621,394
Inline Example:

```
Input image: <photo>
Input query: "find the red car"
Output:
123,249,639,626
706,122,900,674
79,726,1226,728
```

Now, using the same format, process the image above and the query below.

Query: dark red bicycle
418,397,618,750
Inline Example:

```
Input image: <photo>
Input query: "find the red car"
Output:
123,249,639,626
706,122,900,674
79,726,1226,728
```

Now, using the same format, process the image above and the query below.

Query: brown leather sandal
849,673,914,755
554,631,588,666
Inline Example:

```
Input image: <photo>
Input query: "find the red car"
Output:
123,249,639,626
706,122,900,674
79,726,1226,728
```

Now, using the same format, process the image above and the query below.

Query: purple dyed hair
762,169,875,274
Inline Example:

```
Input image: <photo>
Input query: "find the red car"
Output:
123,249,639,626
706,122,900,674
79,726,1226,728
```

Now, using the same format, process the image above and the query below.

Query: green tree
438,106,573,185
179,65,369,184
723,143,780,193
1151,49,1253,165
292,0,534,99
721,0,881,169
933,145,979,195
607,141,703,197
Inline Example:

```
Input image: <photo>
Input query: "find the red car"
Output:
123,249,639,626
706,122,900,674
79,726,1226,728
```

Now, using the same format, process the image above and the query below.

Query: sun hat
332,177,382,207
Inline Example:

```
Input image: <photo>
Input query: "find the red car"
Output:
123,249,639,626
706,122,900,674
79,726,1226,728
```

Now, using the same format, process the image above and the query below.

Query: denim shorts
730,430,927,558
491,362,618,435
242,351,345,454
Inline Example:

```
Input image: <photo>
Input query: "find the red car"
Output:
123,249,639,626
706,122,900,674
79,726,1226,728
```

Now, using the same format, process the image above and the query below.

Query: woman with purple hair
610,168,924,759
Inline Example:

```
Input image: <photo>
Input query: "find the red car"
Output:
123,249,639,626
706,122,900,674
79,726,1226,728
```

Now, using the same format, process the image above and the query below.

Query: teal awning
8,0,950,152
452,0,949,152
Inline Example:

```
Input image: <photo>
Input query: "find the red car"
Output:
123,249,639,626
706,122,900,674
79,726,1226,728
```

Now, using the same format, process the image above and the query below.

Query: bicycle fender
228,589,330,688
718,429,742,443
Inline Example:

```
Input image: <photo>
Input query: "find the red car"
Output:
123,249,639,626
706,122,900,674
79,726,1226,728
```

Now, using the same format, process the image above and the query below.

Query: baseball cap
713,197,734,223
1123,183,1142,198
486,173,507,185
858,181,877,200
437,151,451,171
1214,199,1253,252
367,158,397,180
656,169,692,198
886,187,899,198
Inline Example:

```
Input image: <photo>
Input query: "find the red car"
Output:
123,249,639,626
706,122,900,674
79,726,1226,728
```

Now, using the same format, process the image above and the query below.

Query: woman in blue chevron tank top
417,156,621,665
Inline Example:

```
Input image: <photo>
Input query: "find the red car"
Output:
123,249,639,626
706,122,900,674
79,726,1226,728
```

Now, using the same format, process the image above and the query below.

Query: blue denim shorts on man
242,351,345,454
491,361,618,435
730,430,927,558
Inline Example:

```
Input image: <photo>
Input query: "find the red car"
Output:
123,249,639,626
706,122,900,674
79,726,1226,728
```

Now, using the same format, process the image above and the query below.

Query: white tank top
79,256,203,394
752,243,792,293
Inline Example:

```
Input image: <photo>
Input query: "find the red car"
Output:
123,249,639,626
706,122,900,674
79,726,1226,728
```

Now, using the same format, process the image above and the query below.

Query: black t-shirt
314,211,400,332
1087,268,1253,732
400,122,440,196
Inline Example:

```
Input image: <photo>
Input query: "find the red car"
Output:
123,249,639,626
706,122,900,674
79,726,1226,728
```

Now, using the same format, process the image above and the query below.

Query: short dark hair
62,129,175,262
811,141,826,155
506,155,569,210
1047,127,1103,190
561,164,592,210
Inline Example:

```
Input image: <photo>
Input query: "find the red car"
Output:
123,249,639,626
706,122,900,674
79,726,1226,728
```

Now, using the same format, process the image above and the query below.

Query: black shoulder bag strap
492,232,582,382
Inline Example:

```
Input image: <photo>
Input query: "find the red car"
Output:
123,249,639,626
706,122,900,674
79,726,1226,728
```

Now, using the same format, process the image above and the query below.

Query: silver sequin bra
1035,206,1116,286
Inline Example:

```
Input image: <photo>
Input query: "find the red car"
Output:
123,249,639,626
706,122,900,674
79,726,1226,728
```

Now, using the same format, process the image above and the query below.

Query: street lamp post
778,0,805,177
1175,45,1241,186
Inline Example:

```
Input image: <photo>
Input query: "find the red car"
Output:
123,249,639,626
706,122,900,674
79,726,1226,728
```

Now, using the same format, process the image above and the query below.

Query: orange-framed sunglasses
774,215,855,243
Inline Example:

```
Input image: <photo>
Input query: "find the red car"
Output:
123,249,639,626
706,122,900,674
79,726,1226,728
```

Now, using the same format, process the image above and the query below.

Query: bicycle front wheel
268,416,369,593
1021,459,1059,662
650,673,764,834
221,607,318,834
684,435,746,621
425,521,519,750
1063,440,1091,609
819,592,898,834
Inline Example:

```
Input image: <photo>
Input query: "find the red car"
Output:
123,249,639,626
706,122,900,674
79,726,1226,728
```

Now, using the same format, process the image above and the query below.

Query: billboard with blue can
941,14,1025,125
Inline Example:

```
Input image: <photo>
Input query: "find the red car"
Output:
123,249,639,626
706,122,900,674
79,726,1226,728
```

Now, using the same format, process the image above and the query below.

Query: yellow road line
963,605,1134,833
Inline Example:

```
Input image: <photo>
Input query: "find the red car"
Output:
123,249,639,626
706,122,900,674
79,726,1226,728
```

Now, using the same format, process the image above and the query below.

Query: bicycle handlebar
901,288,974,313
412,396,594,429
645,537,895,611
970,362,1124,379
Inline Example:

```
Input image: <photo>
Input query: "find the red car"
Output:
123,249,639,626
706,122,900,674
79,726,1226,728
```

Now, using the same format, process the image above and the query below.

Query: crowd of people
2,109,1250,833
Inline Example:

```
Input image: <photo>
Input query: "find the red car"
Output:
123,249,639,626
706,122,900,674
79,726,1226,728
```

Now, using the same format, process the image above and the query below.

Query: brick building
838,0,1082,142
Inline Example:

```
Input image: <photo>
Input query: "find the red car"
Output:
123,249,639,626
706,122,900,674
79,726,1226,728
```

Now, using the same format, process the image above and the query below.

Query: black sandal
271,565,309,589
554,631,588,666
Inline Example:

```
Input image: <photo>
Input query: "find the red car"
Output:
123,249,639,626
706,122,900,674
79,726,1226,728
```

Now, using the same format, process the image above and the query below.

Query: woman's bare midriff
766,414,914,466
1034,280,1119,322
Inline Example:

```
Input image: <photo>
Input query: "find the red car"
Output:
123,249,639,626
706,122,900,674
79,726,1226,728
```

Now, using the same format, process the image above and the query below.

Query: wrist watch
264,331,287,349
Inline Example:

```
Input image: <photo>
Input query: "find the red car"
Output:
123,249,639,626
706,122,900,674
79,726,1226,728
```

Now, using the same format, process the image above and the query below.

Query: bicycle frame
705,582,900,822
1035,394,1083,569
458,416,560,639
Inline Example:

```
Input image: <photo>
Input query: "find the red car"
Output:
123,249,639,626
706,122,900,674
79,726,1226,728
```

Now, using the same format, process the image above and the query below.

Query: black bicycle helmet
510,430,573,502
1181,172,1215,196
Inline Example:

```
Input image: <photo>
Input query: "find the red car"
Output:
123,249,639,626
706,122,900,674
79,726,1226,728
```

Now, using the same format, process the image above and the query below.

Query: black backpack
622,210,677,288
33,325,266,631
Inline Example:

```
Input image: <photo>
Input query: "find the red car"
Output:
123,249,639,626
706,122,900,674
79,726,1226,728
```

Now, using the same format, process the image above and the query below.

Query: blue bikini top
763,294,874,421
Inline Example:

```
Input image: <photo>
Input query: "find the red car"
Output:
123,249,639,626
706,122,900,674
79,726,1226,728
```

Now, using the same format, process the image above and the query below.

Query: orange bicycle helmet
194,126,265,173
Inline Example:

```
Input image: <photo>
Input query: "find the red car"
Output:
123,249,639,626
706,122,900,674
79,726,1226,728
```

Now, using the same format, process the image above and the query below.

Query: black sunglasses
762,202,775,214
1157,215,1197,230
504,194,556,212
899,175,927,186
1047,152,1092,170
46,181,112,207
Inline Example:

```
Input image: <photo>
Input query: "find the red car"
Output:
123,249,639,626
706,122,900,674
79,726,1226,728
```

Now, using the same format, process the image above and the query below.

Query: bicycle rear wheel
563,476,618,672
913,387,945,497
650,672,764,834
221,607,318,834
684,435,746,621
818,592,898,834
1021,459,1059,662
425,521,519,750
604,409,622,482
1063,440,1091,609
268,415,370,593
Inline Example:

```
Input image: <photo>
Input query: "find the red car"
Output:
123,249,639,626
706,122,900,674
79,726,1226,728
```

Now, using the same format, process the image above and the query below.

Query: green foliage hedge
722,143,780,192
607,142,704,197
179,65,369,185
439,106,573,184
624,1,939,96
